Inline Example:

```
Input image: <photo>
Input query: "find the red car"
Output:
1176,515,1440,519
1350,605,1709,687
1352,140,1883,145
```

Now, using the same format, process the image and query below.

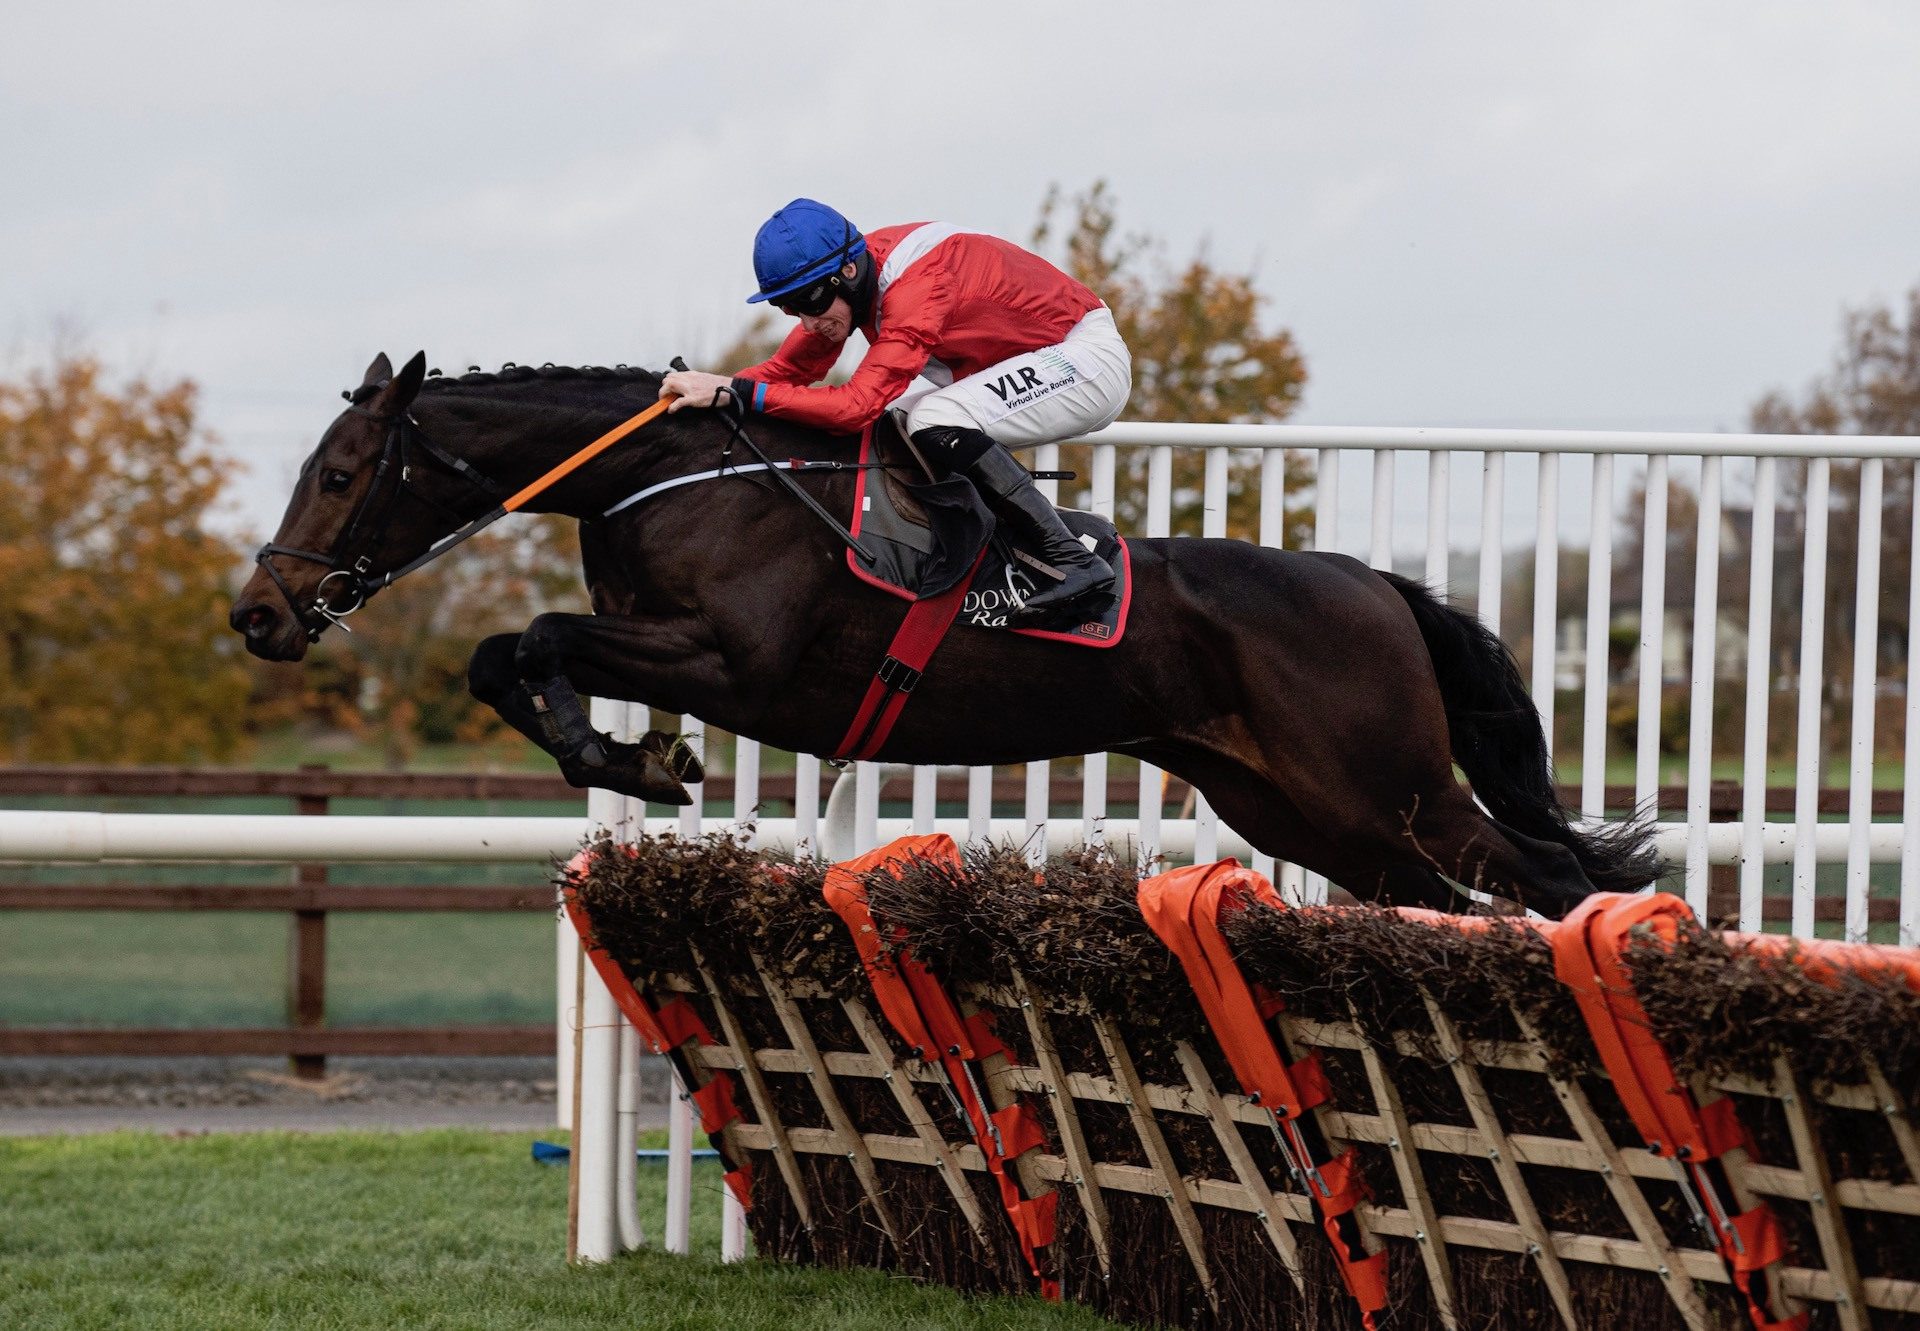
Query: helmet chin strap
845,250,878,324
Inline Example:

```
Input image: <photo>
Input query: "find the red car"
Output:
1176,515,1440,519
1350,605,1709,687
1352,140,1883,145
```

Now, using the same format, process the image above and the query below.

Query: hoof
560,739,694,806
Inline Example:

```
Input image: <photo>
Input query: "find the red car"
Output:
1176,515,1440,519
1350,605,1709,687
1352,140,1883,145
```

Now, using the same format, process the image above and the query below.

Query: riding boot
964,442,1114,623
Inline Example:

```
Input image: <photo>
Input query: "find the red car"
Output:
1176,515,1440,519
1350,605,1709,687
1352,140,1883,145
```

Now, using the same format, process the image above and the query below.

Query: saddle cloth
844,416,1131,648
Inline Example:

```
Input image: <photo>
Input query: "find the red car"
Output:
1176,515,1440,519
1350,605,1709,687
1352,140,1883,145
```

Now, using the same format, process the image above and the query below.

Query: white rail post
613,702,645,1254
1136,444,1174,868
1845,458,1883,942
967,765,992,847
735,735,761,838
1581,454,1613,819
572,697,626,1263
1369,449,1395,572
1083,441,1119,848
1478,452,1504,635
1531,454,1562,753
1193,446,1230,865
854,762,880,855
1635,455,1670,821
1684,456,1723,915
664,1072,693,1254
676,722,705,840
1425,449,1450,594
793,753,821,858
1024,441,1061,865
1739,457,1778,931
1792,459,1831,939
1258,446,1288,889
1904,462,1920,948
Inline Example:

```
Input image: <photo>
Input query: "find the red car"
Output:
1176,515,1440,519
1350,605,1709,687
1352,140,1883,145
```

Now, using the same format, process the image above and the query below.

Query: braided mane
418,362,664,394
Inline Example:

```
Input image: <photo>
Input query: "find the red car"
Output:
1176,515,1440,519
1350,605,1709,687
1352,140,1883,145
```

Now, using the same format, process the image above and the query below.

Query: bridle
254,401,508,641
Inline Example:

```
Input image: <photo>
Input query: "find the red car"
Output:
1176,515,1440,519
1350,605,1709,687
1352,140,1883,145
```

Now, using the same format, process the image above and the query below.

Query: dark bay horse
231,352,1658,917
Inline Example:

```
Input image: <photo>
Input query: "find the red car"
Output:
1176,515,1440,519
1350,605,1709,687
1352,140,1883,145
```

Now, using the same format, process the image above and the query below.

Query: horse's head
231,350,439,661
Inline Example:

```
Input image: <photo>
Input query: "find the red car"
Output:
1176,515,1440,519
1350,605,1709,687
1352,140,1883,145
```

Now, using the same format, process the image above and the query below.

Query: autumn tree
0,354,253,762
1033,182,1313,543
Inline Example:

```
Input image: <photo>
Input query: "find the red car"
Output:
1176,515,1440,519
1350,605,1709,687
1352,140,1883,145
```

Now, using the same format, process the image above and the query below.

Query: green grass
0,912,555,1028
0,1130,1121,1331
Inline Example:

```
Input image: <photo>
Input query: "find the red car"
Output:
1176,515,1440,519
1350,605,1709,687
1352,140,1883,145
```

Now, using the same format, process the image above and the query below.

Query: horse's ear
361,353,394,388
376,352,429,410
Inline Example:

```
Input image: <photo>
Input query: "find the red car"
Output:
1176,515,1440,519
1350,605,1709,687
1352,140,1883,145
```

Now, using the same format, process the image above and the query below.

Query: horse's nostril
234,604,278,638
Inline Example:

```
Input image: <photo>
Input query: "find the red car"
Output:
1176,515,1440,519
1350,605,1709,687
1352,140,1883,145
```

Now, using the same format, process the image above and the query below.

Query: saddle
846,415,1131,646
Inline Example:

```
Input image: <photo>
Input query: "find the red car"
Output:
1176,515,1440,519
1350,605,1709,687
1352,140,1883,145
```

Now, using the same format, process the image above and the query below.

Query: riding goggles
775,275,842,318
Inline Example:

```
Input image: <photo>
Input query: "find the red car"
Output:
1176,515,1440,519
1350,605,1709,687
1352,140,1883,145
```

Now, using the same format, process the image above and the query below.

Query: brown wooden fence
0,766,1897,1076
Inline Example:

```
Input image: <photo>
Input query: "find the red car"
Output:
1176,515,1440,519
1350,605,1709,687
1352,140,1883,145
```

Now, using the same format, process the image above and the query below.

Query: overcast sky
6,2,1919,539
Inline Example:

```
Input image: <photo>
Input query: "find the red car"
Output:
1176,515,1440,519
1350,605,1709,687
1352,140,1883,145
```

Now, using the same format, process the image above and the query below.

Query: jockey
661,198,1131,624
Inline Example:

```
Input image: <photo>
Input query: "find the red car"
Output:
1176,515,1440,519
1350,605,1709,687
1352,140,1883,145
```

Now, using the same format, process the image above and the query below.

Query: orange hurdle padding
824,835,1060,1298
1553,891,1804,1331
1139,860,1389,1327
560,849,753,1205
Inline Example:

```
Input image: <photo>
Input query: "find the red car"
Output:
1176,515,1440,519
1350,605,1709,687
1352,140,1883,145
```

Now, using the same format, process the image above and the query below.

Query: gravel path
1,1055,675,1136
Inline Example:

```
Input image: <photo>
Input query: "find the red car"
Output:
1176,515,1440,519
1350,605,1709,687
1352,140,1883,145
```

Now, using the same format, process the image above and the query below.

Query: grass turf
0,1129,1125,1331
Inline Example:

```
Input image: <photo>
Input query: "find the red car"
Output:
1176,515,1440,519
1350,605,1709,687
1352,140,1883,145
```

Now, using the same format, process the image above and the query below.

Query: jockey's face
786,260,860,343
798,296,853,344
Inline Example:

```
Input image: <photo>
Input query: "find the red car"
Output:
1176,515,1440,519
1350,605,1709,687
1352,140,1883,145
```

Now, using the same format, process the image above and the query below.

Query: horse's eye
322,470,353,493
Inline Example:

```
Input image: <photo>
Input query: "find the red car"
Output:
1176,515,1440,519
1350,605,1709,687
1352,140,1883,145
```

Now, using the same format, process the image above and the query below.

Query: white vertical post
1792,459,1830,939
612,701,644,1254
664,1073,693,1254
1905,465,1920,948
734,737,761,842
854,761,880,854
1683,456,1722,915
1425,450,1450,594
1370,449,1395,571
556,914,578,1130
574,695,625,1263
615,1024,644,1251
1845,458,1883,943
911,766,937,835
1478,452,1504,633
793,753,821,857
1083,443,1118,847
722,1190,749,1262
1581,454,1613,818
1304,448,1340,904
1531,453,1561,749
1739,458,1778,931
1316,447,1341,556
1024,761,1048,865
1026,441,1060,863
967,766,992,846
1258,447,1288,888
1136,445,1174,868
1192,447,1230,863
1635,455,1670,818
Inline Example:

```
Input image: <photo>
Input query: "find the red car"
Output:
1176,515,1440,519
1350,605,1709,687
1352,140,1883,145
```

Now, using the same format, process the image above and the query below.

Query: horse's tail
1379,571,1662,891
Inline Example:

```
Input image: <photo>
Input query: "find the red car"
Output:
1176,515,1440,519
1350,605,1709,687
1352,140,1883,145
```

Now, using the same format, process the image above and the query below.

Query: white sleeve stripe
876,222,970,298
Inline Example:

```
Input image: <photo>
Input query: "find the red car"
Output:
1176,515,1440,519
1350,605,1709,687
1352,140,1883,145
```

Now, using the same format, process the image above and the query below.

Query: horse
231,351,1658,918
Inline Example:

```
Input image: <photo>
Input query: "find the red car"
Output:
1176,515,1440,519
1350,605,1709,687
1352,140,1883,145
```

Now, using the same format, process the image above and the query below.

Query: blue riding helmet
747,198,868,304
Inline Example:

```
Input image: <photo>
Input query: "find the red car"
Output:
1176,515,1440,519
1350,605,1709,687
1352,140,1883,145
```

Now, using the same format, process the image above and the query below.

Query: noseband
254,403,507,641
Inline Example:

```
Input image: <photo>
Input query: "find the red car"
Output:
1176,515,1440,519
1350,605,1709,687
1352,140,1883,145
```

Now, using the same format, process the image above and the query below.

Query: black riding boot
965,443,1114,624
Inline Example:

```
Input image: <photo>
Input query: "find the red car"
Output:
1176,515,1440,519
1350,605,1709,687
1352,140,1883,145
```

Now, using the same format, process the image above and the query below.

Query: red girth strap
1139,859,1389,1328
560,850,753,1205
1553,892,1806,1331
824,834,1059,1298
831,549,988,763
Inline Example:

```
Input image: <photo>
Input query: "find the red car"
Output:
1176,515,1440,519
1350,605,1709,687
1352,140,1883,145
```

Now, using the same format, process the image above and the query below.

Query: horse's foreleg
466,612,728,804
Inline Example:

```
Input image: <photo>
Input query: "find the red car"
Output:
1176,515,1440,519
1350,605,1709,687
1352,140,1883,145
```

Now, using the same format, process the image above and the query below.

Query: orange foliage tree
1033,182,1313,542
0,354,252,762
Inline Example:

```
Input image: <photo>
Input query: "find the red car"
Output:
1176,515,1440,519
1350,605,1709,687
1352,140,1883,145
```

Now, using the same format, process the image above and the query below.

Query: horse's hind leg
1397,783,1597,919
